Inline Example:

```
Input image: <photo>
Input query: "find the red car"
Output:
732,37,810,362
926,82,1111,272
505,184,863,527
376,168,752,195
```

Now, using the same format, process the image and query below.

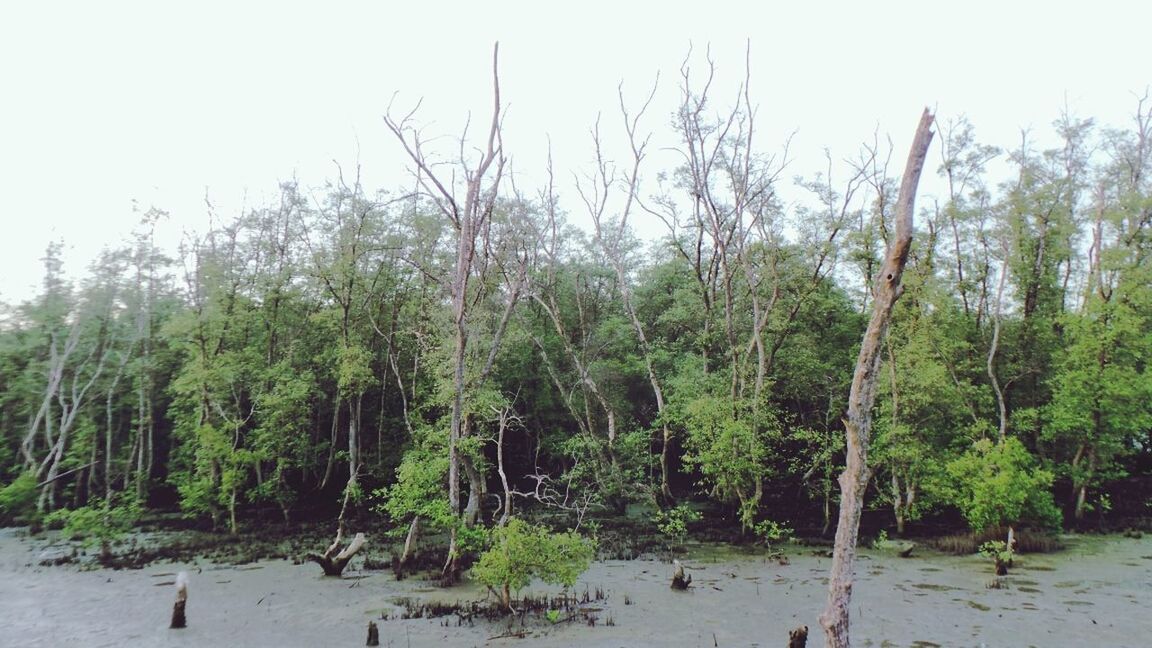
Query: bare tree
819,109,934,648
384,42,507,578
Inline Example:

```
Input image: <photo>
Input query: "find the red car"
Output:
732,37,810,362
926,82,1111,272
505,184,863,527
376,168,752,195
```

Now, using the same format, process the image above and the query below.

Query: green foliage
978,540,1013,564
652,503,700,547
337,343,376,398
374,429,452,531
0,471,38,523
945,437,1061,532
44,498,140,555
674,390,777,530
471,518,595,605
752,519,792,547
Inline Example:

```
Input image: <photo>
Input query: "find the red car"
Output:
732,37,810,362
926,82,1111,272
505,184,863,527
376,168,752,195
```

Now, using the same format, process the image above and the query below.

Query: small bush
653,504,700,548
44,499,140,560
471,518,595,610
753,519,793,548
945,437,1061,533
0,471,39,524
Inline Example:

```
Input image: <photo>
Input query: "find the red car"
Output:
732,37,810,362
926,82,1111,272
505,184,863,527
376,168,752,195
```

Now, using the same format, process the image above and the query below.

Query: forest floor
2,525,1151,647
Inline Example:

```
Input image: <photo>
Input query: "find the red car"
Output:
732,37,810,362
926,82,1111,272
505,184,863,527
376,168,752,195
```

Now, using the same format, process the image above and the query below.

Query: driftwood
366,620,380,646
788,624,809,648
307,529,366,576
169,571,188,629
670,559,692,590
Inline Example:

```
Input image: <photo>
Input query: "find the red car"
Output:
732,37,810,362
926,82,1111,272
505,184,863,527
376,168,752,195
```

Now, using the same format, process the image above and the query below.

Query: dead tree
307,527,367,577
789,625,809,648
170,571,188,629
670,559,692,590
384,42,508,580
307,479,368,576
818,109,934,648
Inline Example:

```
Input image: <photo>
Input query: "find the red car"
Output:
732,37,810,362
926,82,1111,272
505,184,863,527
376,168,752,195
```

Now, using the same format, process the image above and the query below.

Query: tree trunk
307,530,366,577
170,571,188,629
892,474,906,536
820,109,934,648
384,43,505,581
398,515,420,570
670,559,692,590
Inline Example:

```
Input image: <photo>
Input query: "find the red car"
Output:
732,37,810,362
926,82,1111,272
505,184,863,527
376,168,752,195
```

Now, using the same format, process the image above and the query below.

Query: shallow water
2,528,1150,647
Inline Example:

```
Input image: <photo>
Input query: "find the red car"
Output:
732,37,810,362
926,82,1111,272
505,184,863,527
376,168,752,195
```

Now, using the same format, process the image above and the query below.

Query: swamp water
2,529,1150,647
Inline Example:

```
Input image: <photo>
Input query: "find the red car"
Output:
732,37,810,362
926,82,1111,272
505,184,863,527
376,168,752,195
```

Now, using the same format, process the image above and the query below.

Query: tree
1044,98,1152,520
470,518,594,610
945,436,1060,532
820,109,934,648
384,42,513,578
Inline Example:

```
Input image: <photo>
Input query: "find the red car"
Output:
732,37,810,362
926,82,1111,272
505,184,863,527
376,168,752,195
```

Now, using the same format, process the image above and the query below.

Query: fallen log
307,529,367,577
170,571,188,629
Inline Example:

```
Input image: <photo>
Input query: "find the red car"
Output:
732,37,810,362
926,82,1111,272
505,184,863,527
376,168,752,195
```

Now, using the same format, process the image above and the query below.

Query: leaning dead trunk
819,109,934,648
397,516,420,571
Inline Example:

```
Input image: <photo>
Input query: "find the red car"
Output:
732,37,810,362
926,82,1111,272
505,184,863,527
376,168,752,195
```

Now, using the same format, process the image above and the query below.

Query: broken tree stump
170,571,188,629
307,529,367,576
366,620,379,646
670,559,692,590
788,624,808,647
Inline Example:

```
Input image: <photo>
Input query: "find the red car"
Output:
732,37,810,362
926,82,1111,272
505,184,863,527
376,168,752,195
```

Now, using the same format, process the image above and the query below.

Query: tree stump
307,530,367,577
670,560,691,590
170,571,188,629
788,624,808,648
366,620,379,646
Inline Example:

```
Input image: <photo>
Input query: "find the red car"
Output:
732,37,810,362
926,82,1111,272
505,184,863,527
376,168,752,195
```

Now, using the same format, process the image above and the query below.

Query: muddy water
2,529,1150,647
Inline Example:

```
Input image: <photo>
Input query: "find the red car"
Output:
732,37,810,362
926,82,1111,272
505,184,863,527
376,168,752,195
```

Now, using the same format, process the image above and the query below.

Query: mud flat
2,527,1150,647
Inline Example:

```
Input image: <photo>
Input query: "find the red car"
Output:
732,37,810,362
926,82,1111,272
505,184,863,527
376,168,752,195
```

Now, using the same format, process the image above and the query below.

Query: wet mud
2,529,1150,647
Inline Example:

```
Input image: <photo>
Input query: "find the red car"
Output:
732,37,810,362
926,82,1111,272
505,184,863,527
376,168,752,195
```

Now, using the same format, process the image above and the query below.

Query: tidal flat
2,528,1149,647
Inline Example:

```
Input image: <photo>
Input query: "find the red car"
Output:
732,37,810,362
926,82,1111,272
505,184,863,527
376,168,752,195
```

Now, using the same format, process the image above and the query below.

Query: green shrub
43,499,140,560
945,437,1061,532
0,471,39,523
653,503,700,548
471,518,595,610
753,519,793,548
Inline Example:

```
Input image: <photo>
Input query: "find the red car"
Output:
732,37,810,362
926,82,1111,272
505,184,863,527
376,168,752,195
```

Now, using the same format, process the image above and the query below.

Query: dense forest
2,56,1150,567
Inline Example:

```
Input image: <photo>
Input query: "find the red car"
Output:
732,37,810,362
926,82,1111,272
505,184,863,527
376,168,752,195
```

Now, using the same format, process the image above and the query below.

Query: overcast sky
2,0,1149,304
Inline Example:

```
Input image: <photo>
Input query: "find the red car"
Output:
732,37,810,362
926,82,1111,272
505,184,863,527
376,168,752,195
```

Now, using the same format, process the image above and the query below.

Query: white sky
2,0,1149,304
